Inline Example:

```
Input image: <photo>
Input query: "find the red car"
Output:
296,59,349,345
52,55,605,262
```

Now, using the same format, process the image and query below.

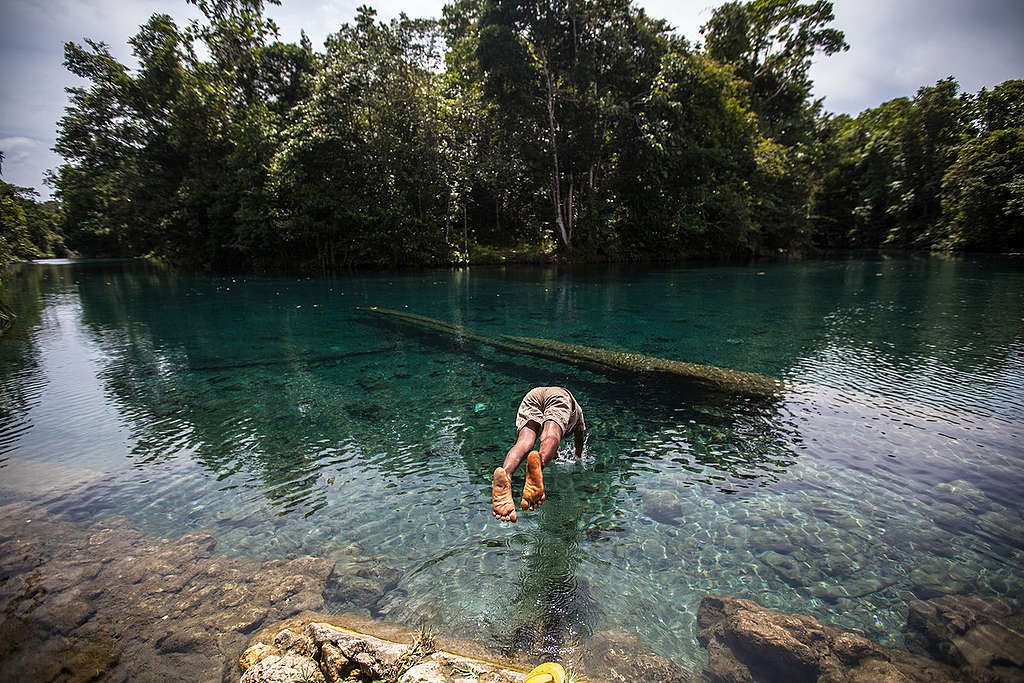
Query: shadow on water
498,492,598,662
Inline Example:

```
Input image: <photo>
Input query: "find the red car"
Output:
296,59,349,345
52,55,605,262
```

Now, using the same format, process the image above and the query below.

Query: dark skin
492,419,585,522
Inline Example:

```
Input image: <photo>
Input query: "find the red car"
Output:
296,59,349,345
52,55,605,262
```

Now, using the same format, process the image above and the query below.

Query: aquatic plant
450,662,483,679
375,625,438,683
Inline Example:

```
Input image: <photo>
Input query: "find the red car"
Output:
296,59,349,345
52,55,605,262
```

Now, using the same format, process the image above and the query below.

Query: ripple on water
1,258,1023,672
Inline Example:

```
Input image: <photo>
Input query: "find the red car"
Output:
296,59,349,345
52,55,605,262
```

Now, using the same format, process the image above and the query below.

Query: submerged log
356,307,784,397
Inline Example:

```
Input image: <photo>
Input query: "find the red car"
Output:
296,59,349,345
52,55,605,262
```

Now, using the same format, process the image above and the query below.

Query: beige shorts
515,386,573,436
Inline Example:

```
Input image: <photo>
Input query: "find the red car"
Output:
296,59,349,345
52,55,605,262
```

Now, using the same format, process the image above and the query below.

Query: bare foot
521,450,545,511
492,467,517,522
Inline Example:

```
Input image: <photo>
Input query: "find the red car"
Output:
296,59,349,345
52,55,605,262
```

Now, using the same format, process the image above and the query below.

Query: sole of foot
492,467,517,522
521,450,545,511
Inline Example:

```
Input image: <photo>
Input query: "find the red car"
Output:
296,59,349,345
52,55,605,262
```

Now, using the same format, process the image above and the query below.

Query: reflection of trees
482,258,1024,382
782,256,1024,379
0,263,69,457
72,265,385,515
74,260,794,511
65,255,1024,519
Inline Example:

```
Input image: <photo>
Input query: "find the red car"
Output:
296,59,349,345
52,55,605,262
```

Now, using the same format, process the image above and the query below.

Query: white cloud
0,136,61,194
1,136,38,165
810,0,1024,114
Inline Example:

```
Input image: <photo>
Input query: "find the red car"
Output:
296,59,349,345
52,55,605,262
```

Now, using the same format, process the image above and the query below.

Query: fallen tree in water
356,307,784,397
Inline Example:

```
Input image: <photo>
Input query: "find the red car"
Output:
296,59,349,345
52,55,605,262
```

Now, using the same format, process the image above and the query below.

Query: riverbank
9,246,1020,281
0,501,692,682
3,501,1021,682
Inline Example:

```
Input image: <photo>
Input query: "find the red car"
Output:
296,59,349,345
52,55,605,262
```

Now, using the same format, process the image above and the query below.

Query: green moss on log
357,307,783,397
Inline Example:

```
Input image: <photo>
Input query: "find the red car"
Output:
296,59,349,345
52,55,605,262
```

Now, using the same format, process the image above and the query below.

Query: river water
2,256,1022,673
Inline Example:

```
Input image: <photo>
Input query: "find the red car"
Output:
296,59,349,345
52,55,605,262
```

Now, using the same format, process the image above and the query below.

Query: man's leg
503,421,540,476
493,422,539,522
538,420,563,465
521,420,562,511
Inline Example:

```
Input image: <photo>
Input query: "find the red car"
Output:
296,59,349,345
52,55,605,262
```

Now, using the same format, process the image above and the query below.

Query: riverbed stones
905,594,1024,677
696,595,972,682
579,629,691,682
807,575,896,603
328,555,404,616
0,501,336,682
642,489,683,525
908,563,967,600
758,550,814,587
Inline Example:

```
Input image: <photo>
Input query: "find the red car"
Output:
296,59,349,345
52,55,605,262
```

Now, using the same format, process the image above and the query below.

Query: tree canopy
23,0,1024,270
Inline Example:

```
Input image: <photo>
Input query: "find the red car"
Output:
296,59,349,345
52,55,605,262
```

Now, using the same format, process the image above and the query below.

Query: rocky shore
1,501,1022,682
697,594,1024,682
0,501,333,681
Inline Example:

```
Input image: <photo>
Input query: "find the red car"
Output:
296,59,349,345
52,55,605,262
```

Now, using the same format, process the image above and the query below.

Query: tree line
0,153,65,266
3,0,1023,270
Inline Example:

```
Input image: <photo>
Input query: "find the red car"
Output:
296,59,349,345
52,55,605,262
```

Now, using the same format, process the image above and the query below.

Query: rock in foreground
239,617,528,683
906,594,1024,680
696,595,1018,682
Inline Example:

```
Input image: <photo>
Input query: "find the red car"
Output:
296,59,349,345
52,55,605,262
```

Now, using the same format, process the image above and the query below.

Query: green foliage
472,0,676,249
621,49,759,255
978,79,1024,132
49,0,1024,269
941,127,1024,251
0,155,65,266
269,7,456,269
703,0,848,144
450,662,483,679
810,76,1023,252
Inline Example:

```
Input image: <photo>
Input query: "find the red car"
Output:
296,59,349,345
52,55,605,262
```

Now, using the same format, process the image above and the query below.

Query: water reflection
2,256,1023,672
0,263,59,457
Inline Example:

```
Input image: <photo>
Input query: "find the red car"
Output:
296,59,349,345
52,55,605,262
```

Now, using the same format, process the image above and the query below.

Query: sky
2,0,1023,198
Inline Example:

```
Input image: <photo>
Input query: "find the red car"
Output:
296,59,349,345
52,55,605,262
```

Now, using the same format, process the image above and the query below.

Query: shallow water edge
3,500,1020,682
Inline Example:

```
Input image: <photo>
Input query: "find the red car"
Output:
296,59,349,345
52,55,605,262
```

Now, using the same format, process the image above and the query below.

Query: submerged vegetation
3,0,1023,270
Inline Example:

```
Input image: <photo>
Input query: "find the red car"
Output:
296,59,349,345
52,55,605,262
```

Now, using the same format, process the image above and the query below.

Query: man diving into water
492,386,586,522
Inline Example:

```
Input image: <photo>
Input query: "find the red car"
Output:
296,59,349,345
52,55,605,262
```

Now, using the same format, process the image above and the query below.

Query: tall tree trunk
567,177,574,245
543,59,569,247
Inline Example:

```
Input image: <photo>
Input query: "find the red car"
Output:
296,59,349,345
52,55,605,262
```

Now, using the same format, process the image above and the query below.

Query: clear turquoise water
2,256,1023,673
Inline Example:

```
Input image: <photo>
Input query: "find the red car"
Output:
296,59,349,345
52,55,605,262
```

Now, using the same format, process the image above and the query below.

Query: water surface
2,256,1022,672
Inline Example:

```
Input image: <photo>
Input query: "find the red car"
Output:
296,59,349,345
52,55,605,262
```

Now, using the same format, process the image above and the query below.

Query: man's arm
574,427,585,459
